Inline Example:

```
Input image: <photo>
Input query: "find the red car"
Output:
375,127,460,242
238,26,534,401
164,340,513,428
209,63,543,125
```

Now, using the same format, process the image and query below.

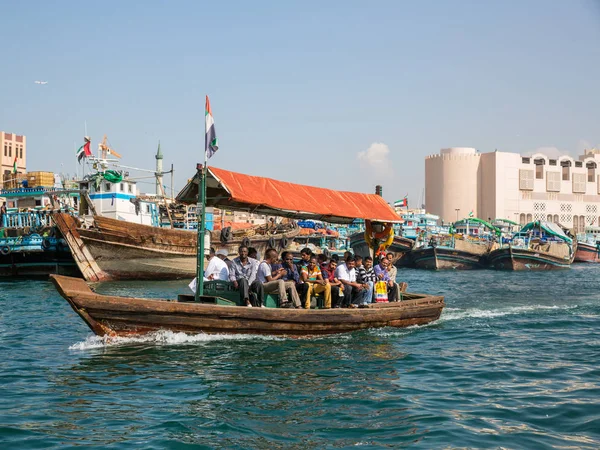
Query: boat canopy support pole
195,163,207,301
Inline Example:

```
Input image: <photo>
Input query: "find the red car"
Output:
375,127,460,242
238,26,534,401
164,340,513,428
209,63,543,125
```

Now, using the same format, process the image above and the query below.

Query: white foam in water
441,304,578,322
69,330,282,350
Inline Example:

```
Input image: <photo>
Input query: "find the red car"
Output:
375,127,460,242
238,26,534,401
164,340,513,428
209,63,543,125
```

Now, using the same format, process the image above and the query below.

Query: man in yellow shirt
300,256,332,309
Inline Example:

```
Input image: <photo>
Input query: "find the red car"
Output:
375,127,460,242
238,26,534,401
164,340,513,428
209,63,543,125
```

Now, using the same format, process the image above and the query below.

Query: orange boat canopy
176,166,402,224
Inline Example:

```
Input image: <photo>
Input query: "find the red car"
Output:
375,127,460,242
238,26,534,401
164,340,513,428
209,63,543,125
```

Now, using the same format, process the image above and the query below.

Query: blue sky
1,0,599,205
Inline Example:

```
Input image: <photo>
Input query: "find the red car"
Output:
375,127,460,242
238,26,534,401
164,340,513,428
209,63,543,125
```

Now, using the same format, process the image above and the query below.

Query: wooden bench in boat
178,281,405,307
177,280,331,308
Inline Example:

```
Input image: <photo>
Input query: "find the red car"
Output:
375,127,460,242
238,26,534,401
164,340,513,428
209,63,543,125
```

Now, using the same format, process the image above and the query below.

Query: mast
195,103,208,301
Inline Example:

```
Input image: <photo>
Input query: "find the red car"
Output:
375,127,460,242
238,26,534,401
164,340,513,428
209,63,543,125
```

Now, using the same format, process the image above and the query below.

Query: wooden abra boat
410,245,484,270
50,274,445,337
487,221,574,271
487,245,572,270
410,236,494,270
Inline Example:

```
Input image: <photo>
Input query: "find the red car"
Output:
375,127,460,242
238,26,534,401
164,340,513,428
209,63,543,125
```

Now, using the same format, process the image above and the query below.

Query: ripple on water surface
0,268,599,448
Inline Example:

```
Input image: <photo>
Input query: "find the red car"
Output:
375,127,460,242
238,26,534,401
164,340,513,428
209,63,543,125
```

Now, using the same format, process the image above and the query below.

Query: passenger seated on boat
295,247,313,300
317,253,328,272
248,247,259,260
204,249,230,281
335,256,371,308
374,258,397,302
258,248,302,308
356,256,377,306
385,253,401,301
300,256,332,309
279,251,305,306
229,245,263,308
322,260,344,308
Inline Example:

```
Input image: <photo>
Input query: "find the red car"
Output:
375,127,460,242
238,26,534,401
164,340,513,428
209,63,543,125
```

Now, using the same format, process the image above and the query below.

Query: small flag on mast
12,153,17,174
76,137,92,164
205,95,219,159
394,196,408,208
468,210,474,218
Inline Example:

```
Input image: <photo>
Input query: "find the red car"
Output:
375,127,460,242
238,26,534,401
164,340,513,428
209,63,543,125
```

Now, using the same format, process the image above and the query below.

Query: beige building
1,131,27,187
425,147,600,233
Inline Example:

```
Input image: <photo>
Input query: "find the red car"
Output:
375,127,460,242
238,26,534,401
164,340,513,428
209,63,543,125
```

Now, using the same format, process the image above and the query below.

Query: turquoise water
1,267,599,449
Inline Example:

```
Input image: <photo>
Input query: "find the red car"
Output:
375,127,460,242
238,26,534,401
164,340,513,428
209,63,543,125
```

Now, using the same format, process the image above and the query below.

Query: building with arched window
425,147,600,233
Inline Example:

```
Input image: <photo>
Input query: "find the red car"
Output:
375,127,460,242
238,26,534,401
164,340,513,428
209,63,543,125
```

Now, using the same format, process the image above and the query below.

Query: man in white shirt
335,256,368,308
188,248,230,293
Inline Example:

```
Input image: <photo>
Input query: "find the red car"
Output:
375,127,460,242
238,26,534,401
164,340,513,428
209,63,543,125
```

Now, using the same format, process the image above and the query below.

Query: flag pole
195,98,208,301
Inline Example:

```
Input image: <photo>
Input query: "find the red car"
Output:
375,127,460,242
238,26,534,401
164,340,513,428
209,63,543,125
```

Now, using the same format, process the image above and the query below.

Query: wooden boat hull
54,214,300,281
574,241,600,263
349,232,414,261
50,275,445,337
487,246,571,270
410,246,483,270
0,249,80,277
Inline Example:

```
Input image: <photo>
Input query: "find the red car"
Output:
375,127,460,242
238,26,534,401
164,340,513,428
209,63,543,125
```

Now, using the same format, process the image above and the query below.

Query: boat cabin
77,178,159,226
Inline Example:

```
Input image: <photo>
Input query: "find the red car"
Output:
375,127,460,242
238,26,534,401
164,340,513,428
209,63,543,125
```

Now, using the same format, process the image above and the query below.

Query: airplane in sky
34,81,48,85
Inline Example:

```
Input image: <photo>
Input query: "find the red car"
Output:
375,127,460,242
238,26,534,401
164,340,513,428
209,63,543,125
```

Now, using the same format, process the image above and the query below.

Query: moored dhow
488,221,574,270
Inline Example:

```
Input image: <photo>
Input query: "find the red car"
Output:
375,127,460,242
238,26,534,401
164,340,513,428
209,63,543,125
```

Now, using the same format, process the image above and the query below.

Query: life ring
242,237,251,248
322,247,331,258
220,227,232,243
268,237,276,249
0,246,11,256
280,237,289,249
41,238,52,250
364,220,393,250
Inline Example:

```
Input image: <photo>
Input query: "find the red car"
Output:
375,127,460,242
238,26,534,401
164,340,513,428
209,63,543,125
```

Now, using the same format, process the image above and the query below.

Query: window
8,145,11,157
561,160,571,181
526,213,532,222
534,158,545,179
105,183,111,191
553,214,559,223
522,157,531,164
519,213,526,225
35,199,42,206
575,161,583,168
3,145,6,156
146,204,151,213
587,162,596,182
19,147,23,159
549,159,557,166
128,184,133,193
547,214,552,221
120,183,124,192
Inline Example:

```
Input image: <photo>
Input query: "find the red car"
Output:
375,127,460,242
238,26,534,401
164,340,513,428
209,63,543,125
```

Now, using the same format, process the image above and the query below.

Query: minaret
155,141,163,196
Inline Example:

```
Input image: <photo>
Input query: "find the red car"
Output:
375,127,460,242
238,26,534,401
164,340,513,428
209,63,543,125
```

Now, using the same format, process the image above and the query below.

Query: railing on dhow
1,210,59,229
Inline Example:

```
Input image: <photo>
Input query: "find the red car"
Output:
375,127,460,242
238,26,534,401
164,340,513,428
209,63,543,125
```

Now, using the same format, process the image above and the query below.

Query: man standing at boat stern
258,249,302,308
230,245,263,307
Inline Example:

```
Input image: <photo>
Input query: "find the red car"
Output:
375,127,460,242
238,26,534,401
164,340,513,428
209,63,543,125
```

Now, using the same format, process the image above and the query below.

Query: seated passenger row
193,246,402,309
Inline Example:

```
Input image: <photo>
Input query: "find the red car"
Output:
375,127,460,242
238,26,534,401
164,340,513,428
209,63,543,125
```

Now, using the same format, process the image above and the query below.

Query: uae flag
205,95,219,159
76,137,92,163
394,196,408,208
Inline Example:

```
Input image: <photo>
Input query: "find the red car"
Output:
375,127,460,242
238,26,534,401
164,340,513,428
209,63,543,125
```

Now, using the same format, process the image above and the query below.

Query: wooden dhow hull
574,241,600,263
50,275,445,337
53,214,301,281
487,246,571,270
410,246,484,270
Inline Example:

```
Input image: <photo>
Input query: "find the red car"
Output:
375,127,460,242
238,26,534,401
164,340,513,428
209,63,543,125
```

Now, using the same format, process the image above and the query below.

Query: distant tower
155,141,163,196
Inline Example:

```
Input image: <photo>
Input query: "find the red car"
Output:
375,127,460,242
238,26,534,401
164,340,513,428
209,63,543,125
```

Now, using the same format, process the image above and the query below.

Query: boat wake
69,330,283,350
441,304,578,322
